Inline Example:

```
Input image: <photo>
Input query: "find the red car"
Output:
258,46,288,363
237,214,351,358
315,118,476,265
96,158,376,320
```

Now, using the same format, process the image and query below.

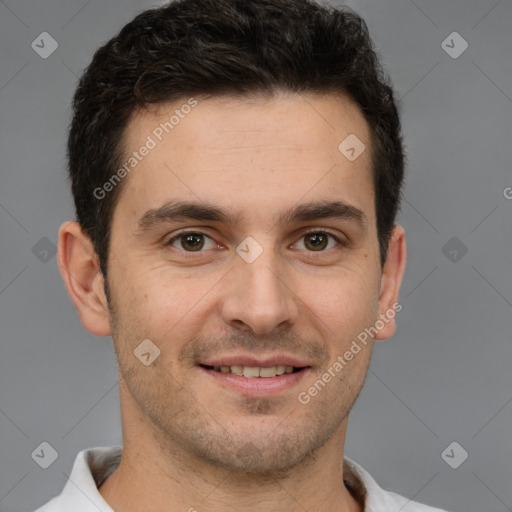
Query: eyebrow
136,199,367,232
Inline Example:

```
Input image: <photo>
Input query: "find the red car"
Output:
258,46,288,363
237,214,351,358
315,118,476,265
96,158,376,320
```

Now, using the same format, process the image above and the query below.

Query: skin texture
58,91,406,512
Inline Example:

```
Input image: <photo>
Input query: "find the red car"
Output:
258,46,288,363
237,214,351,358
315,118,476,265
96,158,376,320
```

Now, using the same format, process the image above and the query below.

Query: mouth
199,364,305,378
197,356,311,396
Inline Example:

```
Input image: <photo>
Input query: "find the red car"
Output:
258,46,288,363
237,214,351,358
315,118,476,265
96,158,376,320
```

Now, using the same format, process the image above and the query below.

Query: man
34,0,451,510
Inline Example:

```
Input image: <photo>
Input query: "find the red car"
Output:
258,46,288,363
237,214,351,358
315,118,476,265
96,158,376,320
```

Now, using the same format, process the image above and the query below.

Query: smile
199,364,303,378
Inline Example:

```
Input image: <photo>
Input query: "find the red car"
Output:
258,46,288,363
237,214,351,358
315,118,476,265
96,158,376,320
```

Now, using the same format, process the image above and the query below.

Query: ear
374,224,406,341
57,221,112,336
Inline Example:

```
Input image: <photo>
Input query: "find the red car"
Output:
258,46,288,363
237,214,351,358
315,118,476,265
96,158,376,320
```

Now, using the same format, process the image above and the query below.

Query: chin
185,423,329,477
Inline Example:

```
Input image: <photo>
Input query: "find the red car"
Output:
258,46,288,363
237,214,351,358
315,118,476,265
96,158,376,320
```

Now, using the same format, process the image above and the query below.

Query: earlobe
375,225,407,341
57,221,112,337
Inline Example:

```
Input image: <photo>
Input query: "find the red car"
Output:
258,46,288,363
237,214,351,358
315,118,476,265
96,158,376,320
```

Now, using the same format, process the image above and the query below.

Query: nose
220,246,300,335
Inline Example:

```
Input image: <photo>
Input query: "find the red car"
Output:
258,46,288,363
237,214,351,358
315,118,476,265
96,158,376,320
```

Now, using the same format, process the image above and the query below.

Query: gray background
0,0,511,511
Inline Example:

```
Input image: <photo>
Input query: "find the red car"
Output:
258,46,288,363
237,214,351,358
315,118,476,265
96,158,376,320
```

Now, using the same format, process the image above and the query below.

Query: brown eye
180,234,205,251
297,231,341,252
166,232,216,252
304,233,328,251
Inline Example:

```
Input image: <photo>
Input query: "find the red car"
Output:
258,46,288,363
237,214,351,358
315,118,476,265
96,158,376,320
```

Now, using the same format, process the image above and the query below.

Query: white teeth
259,366,277,378
243,366,261,378
230,365,244,376
207,364,300,377
276,365,286,375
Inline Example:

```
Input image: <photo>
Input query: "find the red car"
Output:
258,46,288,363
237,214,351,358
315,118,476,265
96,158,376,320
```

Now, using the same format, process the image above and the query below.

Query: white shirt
33,446,451,512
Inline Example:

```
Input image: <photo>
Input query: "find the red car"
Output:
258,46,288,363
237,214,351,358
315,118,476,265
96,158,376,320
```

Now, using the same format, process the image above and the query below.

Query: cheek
107,262,164,343
110,266,214,347
303,270,380,334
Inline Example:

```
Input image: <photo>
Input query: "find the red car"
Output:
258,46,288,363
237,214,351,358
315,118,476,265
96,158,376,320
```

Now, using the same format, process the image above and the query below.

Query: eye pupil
182,234,204,251
305,233,328,251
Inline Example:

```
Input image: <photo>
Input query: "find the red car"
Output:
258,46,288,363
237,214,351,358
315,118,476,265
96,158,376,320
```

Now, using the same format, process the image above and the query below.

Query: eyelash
164,229,346,255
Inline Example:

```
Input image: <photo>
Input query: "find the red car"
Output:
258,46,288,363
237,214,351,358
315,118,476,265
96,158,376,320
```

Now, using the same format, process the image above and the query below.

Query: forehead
115,92,374,227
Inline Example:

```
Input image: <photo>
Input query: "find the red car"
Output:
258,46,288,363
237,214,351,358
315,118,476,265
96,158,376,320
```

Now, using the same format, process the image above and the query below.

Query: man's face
105,92,385,474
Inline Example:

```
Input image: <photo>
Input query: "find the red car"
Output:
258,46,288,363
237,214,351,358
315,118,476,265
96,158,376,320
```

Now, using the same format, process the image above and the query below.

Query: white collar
35,445,448,512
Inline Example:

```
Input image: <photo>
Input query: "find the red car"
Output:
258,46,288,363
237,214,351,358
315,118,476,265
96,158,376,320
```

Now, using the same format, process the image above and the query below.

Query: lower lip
198,366,310,397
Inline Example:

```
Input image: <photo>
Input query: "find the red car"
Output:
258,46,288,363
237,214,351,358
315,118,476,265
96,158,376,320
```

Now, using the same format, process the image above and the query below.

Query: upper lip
199,354,311,368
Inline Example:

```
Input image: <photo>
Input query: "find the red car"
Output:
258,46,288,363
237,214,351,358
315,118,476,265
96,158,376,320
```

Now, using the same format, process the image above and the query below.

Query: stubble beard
105,281,367,479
